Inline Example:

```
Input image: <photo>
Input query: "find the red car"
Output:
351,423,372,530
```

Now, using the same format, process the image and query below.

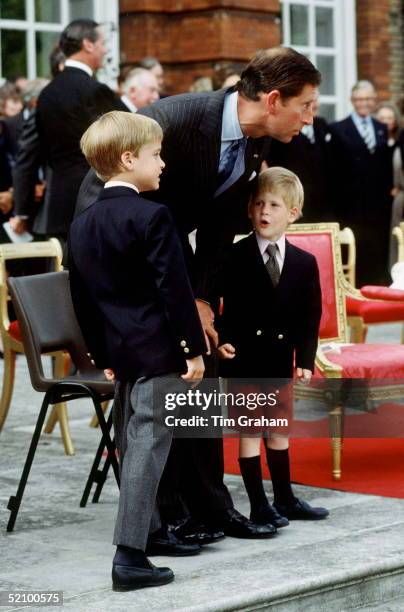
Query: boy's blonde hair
80,111,163,181
252,167,304,216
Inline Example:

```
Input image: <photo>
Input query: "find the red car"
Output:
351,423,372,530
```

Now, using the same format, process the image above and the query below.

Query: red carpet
224,404,404,498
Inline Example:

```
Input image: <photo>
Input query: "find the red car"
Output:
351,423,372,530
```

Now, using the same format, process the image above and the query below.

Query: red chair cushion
360,285,404,302
346,295,404,323
287,232,339,340
320,344,404,378
8,320,22,341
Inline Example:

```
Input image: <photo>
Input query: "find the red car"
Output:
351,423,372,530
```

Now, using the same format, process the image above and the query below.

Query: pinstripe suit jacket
74,88,271,303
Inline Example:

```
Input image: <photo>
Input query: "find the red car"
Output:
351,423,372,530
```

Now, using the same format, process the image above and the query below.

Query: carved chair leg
328,404,344,480
89,400,109,428
0,345,16,431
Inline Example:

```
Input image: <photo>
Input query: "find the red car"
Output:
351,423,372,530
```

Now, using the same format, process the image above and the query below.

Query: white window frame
0,0,119,85
281,0,357,120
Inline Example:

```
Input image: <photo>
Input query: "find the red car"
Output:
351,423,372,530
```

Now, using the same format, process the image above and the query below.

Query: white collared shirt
64,59,93,77
104,180,139,193
121,95,137,113
219,91,246,170
255,233,286,273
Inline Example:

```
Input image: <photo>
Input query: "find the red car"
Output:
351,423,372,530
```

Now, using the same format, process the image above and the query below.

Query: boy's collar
104,180,139,193
255,232,286,259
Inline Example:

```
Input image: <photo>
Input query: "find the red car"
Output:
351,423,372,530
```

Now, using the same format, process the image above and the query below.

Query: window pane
0,0,25,20
319,103,336,123
290,4,309,46
35,0,61,23
69,0,94,20
316,7,334,47
316,55,335,95
0,29,27,79
36,31,59,78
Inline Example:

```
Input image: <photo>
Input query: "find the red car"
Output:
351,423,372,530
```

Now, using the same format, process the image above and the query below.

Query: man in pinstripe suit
74,46,321,542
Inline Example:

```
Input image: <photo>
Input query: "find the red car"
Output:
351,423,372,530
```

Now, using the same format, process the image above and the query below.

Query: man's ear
81,38,94,54
266,90,281,114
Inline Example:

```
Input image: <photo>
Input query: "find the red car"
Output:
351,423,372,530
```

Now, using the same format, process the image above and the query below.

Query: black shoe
146,530,202,556
218,508,277,539
274,498,329,520
112,562,174,591
171,517,225,546
251,504,289,529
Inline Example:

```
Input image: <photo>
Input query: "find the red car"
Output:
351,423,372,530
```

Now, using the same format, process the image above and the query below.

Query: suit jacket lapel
347,116,370,154
197,89,228,193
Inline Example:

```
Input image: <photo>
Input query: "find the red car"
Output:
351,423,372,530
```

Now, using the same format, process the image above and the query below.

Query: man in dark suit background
75,47,322,541
330,80,392,285
10,19,125,242
267,93,335,222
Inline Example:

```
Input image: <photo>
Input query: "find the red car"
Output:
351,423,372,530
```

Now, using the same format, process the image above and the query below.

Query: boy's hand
196,299,218,354
181,355,205,383
104,368,115,381
218,343,236,359
296,368,312,383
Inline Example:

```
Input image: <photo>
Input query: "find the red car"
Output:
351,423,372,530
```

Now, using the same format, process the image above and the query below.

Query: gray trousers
112,373,181,550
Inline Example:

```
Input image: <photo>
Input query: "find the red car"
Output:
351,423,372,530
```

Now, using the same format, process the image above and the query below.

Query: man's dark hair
59,19,100,58
237,47,321,101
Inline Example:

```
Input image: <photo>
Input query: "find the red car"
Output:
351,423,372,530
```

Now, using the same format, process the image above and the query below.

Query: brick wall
119,0,281,94
356,0,404,103
389,0,404,107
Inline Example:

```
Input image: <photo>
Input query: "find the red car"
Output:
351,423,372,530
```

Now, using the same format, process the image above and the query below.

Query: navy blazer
218,233,322,378
69,187,206,381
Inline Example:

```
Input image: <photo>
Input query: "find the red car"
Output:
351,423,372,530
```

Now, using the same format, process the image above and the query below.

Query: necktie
217,140,240,187
265,244,280,287
361,118,375,153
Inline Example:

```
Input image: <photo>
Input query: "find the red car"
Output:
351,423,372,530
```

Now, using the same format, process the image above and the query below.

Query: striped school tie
361,118,375,153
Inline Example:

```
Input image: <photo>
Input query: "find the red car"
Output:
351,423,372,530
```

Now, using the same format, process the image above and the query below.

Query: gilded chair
286,223,404,480
0,240,75,455
392,222,404,263
340,226,404,343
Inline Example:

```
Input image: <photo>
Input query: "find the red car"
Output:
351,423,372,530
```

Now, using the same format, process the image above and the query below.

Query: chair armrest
316,345,343,377
360,285,404,302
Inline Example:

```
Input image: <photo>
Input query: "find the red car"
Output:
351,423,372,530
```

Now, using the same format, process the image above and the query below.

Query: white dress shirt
64,59,93,77
104,180,139,193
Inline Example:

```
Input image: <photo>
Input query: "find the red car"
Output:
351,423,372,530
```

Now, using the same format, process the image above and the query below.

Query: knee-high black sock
113,545,150,568
265,447,296,506
238,455,269,515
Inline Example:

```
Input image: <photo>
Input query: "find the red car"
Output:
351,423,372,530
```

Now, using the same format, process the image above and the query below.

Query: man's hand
181,355,205,383
296,367,312,383
0,190,13,214
35,182,46,201
218,343,236,359
104,368,115,381
9,217,28,234
196,299,218,353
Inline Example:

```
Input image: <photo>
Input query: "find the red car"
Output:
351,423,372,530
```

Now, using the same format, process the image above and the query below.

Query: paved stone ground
0,323,404,611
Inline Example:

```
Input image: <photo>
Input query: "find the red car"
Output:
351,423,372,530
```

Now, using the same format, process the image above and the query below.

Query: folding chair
6,270,119,532
0,240,74,452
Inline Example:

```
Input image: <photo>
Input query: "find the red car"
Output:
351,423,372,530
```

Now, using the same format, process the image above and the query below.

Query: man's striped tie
361,118,375,153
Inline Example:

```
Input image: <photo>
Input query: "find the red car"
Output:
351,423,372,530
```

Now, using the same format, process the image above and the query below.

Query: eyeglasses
352,97,376,102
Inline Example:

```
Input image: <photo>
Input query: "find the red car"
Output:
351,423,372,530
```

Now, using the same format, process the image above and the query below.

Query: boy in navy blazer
218,167,329,528
69,111,206,591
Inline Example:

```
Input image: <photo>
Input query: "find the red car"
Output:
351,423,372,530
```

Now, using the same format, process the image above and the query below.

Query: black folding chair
6,271,119,532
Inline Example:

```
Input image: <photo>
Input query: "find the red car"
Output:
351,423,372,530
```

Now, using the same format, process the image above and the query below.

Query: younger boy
218,167,329,528
69,111,207,591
